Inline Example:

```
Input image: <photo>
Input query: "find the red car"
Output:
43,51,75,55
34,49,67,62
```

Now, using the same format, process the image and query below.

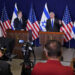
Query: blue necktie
51,19,54,28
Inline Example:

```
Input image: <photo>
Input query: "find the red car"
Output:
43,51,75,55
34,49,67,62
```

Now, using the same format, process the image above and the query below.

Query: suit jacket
31,60,74,75
14,18,26,30
46,19,62,32
0,60,12,75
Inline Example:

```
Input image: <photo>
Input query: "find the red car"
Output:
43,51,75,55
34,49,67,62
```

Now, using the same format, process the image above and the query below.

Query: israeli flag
11,3,18,30
72,22,75,39
40,3,50,32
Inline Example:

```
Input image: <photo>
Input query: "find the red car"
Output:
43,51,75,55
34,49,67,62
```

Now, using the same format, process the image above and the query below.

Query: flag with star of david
40,3,50,31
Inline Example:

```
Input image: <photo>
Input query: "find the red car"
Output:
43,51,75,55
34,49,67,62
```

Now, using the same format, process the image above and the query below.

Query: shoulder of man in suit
54,18,60,23
14,18,19,21
47,19,51,22
22,17,26,21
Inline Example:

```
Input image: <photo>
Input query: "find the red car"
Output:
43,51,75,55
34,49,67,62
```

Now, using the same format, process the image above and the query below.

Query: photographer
0,48,12,75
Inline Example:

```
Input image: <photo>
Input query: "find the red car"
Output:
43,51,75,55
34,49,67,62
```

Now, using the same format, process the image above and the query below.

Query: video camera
0,45,9,60
19,40,36,75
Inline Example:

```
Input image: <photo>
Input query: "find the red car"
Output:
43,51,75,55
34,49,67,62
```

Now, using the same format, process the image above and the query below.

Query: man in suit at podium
14,11,26,30
46,12,62,32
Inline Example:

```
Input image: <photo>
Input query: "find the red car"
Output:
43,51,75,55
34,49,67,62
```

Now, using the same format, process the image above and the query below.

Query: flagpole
69,40,71,50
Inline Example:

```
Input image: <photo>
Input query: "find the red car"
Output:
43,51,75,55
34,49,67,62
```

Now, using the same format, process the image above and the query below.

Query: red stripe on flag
4,21,9,29
27,21,38,40
26,20,40,40
35,22,40,30
62,23,72,39
0,20,11,37
60,27,70,41
0,24,6,37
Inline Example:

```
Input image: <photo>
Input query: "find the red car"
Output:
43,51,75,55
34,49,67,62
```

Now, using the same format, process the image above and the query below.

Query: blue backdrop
0,0,75,47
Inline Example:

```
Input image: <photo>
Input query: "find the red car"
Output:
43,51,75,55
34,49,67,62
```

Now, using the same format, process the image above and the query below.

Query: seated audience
14,11,26,30
31,40,74,75
0,48,12,75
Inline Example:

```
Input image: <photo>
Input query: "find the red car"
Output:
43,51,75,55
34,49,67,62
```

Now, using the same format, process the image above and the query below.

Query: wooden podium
39,32,64,46
6,29,31,58
39,32,64,59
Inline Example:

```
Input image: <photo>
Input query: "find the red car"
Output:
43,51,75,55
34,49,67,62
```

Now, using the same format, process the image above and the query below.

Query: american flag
0,6,11,37
26,6,40,40
60,6,73,42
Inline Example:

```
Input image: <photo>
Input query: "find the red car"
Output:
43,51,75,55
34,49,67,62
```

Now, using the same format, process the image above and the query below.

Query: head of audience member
17,11,22,19
50,12,55,19
44,40,61,60
0,50,3,58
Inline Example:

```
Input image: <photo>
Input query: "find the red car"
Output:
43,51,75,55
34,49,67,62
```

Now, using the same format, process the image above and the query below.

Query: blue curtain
0,0,75,47
0,0,75,20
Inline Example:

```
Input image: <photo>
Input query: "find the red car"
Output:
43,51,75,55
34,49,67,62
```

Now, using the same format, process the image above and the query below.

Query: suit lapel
54,19,56,27
50,19,54,28
49,19,52,28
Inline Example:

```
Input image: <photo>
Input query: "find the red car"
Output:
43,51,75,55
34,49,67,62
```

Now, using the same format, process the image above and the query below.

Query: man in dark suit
46,12,62,32
31,40,74,75
14,11,26,30
0,48,12,75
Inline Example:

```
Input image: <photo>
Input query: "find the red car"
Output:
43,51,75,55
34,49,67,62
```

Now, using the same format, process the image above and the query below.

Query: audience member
32,40,74,75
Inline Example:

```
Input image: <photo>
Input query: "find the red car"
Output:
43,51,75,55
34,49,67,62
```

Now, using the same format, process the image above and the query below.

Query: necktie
20,19,22,23
51,19,54,28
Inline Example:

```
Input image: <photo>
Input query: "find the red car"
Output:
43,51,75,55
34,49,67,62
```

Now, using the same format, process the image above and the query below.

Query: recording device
0,43,16,61
0,45,9,60
0,43,6,55
19,40,24,44
0,46,6,55
19,40,36,75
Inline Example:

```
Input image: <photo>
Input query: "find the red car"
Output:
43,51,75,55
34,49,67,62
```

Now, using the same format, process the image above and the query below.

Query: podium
39,32,64,59
6,29,31,58
39,32,64,46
